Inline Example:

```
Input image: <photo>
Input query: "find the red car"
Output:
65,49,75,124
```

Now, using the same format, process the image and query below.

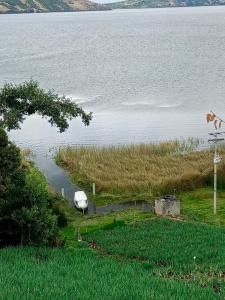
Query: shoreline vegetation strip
55,139,225,204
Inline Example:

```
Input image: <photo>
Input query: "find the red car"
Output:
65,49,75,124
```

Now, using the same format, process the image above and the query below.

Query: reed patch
56,139,225,198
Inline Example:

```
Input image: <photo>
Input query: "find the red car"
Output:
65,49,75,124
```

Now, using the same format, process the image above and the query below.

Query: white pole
61,188,65,198
92,183,96,196
214,144,217,215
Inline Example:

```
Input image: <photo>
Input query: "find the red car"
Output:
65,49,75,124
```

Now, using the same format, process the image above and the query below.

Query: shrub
0,129,61,247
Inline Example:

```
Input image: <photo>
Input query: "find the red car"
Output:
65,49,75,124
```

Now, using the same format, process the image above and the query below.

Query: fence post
92,183,96,196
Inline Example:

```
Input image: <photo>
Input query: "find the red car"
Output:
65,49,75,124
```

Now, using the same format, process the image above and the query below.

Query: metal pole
214,144,217,215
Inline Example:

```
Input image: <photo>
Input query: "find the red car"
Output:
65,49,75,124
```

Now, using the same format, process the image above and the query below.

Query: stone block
155,196,180,216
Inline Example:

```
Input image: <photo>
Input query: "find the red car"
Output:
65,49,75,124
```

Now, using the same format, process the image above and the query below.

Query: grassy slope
0,0,109,13
57,187,225,248
86,218,225,272
56,195,155,247
0,219,224,299
86,218,225,294
53,187,225,298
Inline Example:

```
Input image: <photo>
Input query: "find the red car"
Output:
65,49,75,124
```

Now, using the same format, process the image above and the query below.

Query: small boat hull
74,201,88,211
74,191,88,212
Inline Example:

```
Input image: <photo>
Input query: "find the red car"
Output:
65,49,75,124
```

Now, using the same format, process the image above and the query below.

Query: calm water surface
0,7,224,199
1,7,224,150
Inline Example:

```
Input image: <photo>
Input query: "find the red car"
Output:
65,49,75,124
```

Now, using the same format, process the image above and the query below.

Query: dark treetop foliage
0,80,92,132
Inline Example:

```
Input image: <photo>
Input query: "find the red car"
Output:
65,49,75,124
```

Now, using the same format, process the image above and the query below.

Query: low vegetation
181,188,225,226
85,218,225,296
87,218,225,272
1,218,225,299
54,187,225,254
56,139,225,204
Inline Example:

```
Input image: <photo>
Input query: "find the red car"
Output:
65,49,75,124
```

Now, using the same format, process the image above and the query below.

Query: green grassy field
56,187,225,243
181,188,225,226
86,218,225,271
56,197,155,247
1,218,225,299
85,218,225,295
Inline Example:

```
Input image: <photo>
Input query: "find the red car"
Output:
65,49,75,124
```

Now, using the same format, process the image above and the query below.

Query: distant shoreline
0,0,110,15
106,3,225,10
1,3,225,14
0,9,111,15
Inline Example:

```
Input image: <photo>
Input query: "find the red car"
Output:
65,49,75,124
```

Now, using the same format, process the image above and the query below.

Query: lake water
0,7,224,199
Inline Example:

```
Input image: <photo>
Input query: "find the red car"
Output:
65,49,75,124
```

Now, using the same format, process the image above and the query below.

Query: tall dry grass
56,139,225,195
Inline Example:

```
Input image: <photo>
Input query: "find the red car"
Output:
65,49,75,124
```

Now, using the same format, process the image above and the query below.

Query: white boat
74,191,88,212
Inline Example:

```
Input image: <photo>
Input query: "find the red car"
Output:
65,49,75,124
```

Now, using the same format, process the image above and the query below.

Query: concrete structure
155,195,180,216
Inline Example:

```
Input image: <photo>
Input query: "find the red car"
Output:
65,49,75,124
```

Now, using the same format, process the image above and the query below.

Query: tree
0,128,59,247
0,81,92,247
0,128,20,176
0,128,21,199
0,80,92,132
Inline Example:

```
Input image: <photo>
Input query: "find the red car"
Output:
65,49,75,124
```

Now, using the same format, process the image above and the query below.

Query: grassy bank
54,187,225,250
181,188,225,226
56,140,225,204
1,218,225,299
55,196,155,247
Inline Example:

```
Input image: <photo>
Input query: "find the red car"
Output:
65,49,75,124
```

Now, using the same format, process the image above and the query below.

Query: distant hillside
106,0,225,9
0,0,110,13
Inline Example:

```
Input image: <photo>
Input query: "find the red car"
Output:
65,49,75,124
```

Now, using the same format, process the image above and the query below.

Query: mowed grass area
1,219,225,300
56,140,225,204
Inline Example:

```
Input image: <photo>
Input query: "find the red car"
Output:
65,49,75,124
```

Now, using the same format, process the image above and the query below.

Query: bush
11,206,59,246
0,129,61,247
52,205,68,228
